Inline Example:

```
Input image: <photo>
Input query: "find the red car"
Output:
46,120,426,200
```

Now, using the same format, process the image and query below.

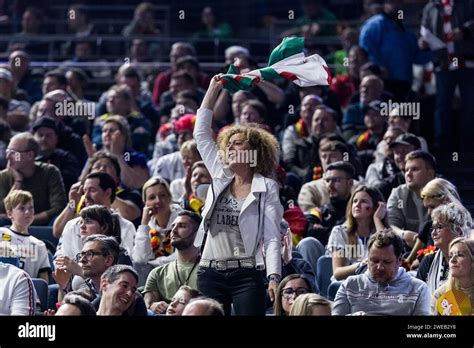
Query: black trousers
197,267,266,316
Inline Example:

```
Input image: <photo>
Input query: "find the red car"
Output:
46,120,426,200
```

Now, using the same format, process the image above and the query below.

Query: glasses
324,176,349,184
281,287,309,299
75,250,107,262
6,148,31,156
432,223,448,233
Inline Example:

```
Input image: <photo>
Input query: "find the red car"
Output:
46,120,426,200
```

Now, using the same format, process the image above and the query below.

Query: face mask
195,183,210,201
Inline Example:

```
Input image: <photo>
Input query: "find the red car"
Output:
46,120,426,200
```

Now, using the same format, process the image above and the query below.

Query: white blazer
193,108,283,277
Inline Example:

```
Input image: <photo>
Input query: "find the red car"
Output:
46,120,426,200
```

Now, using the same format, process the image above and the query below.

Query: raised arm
194,75,229,178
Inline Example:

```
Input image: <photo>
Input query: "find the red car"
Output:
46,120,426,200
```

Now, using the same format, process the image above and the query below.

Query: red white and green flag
221,37,331,93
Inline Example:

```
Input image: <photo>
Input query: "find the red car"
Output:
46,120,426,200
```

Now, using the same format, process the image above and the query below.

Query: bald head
182,298,224,316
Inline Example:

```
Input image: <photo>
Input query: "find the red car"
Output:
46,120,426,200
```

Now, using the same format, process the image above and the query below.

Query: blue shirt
360,14,432,82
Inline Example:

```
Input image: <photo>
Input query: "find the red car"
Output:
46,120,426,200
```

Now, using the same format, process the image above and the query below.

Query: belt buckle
215,261,227,271
228,260,239,269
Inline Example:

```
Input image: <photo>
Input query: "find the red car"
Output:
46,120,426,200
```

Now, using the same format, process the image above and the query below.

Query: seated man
305,161,355,246
95,264,140,316
143,211,201,314
53,172,135,256
299,141,359,212
32,117,81,192
333,229,430,315
0,132,67,225
387,150,435,249
182,297,224,316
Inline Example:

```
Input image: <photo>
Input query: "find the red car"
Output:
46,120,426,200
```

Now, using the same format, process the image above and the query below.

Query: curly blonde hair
216,124,279,178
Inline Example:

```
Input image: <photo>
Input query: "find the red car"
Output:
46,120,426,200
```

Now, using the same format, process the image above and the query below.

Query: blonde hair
4,190,33,211
142,176,171,201
421,178,461,204
180,139,199,158
444,238,474,292
216,124,279,178
289,293,332,316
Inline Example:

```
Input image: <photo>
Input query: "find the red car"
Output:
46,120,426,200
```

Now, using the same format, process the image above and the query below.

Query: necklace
175,256,200,287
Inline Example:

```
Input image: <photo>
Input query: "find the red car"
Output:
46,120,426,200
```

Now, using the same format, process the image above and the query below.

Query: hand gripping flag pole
221,37,331,93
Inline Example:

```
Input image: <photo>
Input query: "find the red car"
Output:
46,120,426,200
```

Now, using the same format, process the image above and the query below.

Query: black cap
31,117,59,134
362,100,382,114
389,133,421,149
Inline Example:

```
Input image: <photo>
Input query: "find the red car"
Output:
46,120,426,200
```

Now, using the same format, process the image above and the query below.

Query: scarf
427,250,450,295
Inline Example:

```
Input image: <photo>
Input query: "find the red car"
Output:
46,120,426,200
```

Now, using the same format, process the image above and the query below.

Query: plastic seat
32,278,49,312
28,226,58,254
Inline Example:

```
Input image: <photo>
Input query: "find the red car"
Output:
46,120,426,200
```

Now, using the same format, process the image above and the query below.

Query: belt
200,257,258,270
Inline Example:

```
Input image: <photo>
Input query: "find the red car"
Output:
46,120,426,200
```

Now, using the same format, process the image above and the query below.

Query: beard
171,236,195,250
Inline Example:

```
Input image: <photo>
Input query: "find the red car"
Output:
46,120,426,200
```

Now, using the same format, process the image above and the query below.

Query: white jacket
193,108,283,277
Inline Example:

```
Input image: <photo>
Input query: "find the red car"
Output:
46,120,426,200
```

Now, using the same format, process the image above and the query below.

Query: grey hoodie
333,268,431,315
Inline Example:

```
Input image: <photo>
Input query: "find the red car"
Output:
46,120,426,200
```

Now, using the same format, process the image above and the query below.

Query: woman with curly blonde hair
216,123,279,179
193,74,284,315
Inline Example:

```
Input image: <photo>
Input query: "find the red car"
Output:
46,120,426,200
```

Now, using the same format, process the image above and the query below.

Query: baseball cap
31,117,59,134
389,133,421,149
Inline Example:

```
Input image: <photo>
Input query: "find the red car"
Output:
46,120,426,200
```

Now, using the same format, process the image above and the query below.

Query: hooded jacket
333,267,431,315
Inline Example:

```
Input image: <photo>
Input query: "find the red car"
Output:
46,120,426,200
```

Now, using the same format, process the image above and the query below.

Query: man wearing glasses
55,235,146,315
0,132,66,225
306,161,355,246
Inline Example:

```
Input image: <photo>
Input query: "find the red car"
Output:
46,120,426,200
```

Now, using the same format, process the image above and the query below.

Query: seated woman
84,115,149,190
417,202,472,295
405,178,464,268
53,205,132,300
432,238,474,315
169,140,202,202
289,293,332,316
327,185,389,281
179,161,211,216
132,177,182,268
273,274,314,316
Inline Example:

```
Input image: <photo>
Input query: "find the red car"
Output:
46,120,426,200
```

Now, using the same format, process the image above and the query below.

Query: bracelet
268,274,281,283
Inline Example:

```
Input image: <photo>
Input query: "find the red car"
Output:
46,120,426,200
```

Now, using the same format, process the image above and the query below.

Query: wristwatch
268,274,281,283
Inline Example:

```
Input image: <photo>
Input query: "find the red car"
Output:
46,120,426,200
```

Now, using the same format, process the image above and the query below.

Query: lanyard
175,257,200,287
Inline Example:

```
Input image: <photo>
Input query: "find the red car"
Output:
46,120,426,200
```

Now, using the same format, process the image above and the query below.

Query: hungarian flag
222,37,331,93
